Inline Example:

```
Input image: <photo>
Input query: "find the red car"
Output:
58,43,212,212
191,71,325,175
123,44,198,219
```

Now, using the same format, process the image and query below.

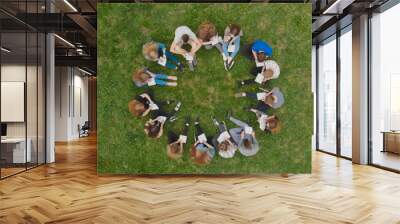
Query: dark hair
257,52,266,62
182,34,189,43
167,143,183,159
190,145,211,165
242,138,252,150
145,121,161,138
229,24,241,36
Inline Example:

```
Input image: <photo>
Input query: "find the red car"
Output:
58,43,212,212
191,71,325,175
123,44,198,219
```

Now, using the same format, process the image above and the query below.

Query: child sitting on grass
167,117,190,160
197,21,223,54
235,87,285,110
211,117,237,159
238,60,280,86
248,108,282,134
132,68,177,87
228,115,259,157
190,118,216,165
222,24,243,71
170,26,202,72
142,41,183,71
144,102,181,139
128,91,159,117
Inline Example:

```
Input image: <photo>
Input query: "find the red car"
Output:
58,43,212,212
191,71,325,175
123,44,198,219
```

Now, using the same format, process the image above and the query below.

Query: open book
147,78,156,86
244,126,253,134
255,73,264,84
158,56,167,66
178,135,187,143
198,133,207,143
217,131,231,143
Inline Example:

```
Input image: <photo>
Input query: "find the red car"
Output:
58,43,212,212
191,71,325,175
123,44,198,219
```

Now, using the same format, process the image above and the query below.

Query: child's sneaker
174,102,182,111
234,92,245,98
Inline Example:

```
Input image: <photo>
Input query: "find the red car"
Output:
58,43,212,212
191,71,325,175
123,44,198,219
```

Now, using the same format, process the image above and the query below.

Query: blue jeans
165,51,180,70
222,36,241,59
154,74,169,86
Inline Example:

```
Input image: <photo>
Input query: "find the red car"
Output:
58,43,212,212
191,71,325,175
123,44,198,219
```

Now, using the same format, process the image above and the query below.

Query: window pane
318,36,337,154
1,31,28,177
340,28,352,158
371,3,400,171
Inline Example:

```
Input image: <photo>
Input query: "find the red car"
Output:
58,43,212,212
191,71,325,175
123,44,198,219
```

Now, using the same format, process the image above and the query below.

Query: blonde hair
132,68,151,83
197,21,217,42
142,41,159,61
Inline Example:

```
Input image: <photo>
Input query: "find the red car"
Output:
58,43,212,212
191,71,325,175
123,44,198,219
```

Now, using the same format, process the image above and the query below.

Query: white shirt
174,26,197,45
256,92,267,101
263,60,280,79
258,114,269,131
155,116,167,123
178,135,187,144
219,147,236,159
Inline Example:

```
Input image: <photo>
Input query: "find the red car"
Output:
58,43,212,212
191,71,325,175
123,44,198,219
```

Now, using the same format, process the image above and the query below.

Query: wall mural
98,3,312,174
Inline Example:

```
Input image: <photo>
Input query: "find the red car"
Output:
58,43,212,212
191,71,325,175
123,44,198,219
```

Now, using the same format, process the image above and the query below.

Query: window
0,2,47,179
317,35,337,154
339,27,352,158
370,3,400,171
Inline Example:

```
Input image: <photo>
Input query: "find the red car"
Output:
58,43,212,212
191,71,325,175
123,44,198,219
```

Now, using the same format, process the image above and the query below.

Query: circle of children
129,22,284,165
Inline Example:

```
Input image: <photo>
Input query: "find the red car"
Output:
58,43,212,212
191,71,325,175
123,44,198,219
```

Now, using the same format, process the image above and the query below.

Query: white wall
54,67,89,141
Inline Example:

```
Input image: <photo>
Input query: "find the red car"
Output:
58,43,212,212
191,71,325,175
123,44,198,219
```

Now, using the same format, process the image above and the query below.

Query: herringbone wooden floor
1,135,400,224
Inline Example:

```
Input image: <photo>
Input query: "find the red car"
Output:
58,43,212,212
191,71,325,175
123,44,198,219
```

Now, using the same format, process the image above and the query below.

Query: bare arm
157,122,165,139
145,70,154,76
142,108,151,117
252,50,258,61
190,39,202,54
170,41,188,56
204,142,214,149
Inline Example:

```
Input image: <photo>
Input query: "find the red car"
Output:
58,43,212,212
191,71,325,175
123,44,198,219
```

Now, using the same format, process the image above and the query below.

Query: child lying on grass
132,68,177,87
143,41,183,71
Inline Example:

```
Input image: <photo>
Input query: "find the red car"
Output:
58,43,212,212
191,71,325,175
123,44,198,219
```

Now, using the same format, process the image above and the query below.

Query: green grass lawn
97,3,312,174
